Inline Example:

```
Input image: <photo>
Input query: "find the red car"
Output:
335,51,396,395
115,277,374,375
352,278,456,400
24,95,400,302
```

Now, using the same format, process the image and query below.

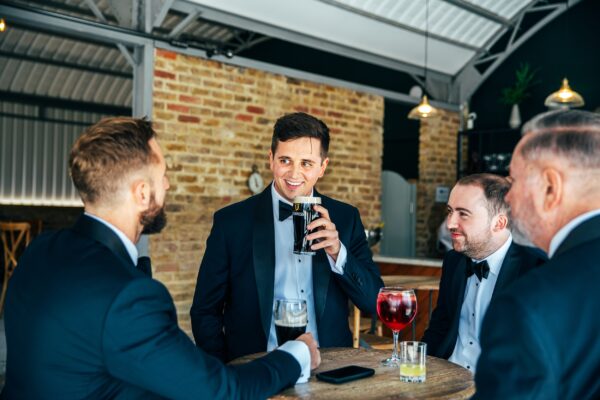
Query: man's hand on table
296,333,321,369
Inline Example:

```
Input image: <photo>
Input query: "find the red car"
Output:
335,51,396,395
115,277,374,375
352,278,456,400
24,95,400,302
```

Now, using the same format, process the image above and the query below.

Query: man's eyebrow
453,207,471,214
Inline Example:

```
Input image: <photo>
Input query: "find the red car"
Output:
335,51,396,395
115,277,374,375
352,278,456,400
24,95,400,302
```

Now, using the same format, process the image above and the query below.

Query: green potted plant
500,63,538,128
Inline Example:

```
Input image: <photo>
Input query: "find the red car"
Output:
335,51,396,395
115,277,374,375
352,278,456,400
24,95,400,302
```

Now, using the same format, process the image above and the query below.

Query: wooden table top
234,347,474,399
382,275,441,291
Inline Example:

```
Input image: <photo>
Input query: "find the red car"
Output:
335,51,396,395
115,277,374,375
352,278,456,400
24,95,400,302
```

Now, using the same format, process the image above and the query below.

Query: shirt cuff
327,241,347,275
278,340,311,384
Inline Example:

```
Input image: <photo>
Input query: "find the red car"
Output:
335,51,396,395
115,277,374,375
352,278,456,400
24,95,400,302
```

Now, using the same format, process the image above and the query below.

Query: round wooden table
234,347,475,399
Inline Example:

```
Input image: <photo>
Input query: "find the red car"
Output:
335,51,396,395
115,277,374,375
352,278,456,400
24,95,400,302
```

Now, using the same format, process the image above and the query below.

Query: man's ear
318,157,329,178
132,178,151,209
492,213,509,232
540,167,563,212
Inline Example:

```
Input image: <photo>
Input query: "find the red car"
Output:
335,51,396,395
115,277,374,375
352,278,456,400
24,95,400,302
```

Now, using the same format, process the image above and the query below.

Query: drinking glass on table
274,299,308,345
376,287,417,366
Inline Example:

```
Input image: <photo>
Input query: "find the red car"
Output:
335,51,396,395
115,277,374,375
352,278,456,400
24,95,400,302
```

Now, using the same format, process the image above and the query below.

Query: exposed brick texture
152,49,384,335
415,109,460,257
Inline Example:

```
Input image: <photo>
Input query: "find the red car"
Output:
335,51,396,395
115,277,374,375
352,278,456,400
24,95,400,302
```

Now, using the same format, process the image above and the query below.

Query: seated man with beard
2,117,319,399
422,173,545,373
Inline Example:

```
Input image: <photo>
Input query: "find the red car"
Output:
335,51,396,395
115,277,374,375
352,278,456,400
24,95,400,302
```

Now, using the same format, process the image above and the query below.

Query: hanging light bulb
408,0,438,120
544,78,584,108
0,18,7,33
408,95,439,119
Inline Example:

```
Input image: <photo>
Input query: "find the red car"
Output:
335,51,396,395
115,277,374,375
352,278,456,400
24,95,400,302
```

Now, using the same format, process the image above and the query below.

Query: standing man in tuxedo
422,173,544,373
191,112,383,361
474,110,600,399
3,117,319,399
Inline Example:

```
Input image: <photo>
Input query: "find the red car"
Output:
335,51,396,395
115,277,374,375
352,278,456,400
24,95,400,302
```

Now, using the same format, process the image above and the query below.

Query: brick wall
151,49,384,334
415,109,460,257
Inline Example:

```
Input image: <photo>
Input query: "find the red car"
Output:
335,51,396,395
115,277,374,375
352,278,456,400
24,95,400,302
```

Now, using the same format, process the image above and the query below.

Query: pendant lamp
408,0,438,120
544,78,585,108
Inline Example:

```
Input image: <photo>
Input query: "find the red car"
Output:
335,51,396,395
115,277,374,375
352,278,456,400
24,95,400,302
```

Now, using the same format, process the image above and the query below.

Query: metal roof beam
153,0,175,28
318,0,480,52
0,3,152,47
170,0,453,84
0,91,131,115
167,10,199,38
453,0,581,103
0,50,131,78
440,0,511,26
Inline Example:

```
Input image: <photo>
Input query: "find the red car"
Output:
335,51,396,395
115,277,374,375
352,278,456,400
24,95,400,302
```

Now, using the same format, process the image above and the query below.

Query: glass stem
392,330,399,360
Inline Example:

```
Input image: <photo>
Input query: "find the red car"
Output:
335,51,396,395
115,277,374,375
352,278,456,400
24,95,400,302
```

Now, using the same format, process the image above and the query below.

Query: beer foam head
293,196,321,205
275,317,307,327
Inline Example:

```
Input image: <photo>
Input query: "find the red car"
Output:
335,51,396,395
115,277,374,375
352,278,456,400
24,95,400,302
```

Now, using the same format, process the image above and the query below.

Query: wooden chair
0,222,32,314
351,305,392,350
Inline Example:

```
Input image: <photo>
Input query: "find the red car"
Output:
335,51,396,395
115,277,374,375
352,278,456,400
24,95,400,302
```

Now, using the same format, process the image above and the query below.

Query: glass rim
293,196,321,204
274,298,307,304
379,286,415,292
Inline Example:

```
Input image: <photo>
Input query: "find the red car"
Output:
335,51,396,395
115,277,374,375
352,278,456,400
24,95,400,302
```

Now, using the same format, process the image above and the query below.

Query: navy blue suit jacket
3,215,300,399
474,215,600,399
191,185,383,361
422,241,545,359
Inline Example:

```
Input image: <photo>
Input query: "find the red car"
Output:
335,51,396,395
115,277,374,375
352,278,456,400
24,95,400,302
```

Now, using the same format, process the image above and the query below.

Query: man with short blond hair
3,117,319,399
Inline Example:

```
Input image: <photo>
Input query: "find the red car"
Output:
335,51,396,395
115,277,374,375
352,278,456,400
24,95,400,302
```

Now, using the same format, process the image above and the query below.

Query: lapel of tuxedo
71,214,134,269
554,215,600,257
446,255,468,353
491,242,519,301
252,186,276,339
312,189,331,322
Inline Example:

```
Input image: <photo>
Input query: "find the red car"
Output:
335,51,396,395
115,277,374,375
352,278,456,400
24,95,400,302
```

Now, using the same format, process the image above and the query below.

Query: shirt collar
548,208,600,258
84,212,138,264
473,234,512,276
271,183,313,221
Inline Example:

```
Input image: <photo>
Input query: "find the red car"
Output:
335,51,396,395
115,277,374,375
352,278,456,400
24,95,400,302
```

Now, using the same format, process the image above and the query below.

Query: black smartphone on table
315,365,375,384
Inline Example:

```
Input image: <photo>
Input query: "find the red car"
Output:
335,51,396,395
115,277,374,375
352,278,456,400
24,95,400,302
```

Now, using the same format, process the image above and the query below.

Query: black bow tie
466,259,489,281
279,200,293,221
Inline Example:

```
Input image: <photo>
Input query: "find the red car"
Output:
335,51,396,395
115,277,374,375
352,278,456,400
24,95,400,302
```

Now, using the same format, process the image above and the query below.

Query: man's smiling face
269,137,329,202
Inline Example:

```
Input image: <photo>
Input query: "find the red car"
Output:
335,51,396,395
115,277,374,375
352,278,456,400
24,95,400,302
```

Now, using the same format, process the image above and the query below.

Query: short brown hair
456,173,511,228
271,112,330,159
69,117,157,205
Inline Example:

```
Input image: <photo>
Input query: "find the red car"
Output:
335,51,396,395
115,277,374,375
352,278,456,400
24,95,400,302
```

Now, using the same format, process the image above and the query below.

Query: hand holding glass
376,287,417,366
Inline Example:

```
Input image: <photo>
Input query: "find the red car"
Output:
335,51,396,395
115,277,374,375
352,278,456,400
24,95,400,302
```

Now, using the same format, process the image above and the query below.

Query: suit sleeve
190,212,229,360
473,293,558,399
421,254,455,357
103,278,300,400
332,207,383,315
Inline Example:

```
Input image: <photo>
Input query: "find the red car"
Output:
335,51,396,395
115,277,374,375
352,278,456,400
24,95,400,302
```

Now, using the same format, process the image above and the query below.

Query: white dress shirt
449,235,512,373
267,184,348,351
548,208,600,258
266,185,348,382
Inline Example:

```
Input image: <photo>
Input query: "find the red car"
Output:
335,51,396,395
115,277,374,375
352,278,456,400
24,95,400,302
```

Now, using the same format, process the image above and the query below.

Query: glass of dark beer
274,299,307,345
292,196,321,255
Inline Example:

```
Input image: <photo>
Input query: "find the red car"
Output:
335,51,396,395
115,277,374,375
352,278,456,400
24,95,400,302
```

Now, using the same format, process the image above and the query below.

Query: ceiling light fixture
544,2,584,109
408,0,438,120
0,18,7,33
544,78,585,109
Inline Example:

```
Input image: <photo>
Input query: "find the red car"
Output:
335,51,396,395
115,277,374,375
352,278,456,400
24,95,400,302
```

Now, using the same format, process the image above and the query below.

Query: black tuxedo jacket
3,215,300,400
191,185,383,361
474,215,600,400
422,241,545,359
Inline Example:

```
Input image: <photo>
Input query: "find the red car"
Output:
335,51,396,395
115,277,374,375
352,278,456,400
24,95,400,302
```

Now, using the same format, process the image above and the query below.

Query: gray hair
519,110,600,169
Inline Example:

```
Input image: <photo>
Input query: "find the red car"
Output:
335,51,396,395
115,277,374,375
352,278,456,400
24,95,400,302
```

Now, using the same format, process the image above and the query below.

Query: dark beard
140,203,167,234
